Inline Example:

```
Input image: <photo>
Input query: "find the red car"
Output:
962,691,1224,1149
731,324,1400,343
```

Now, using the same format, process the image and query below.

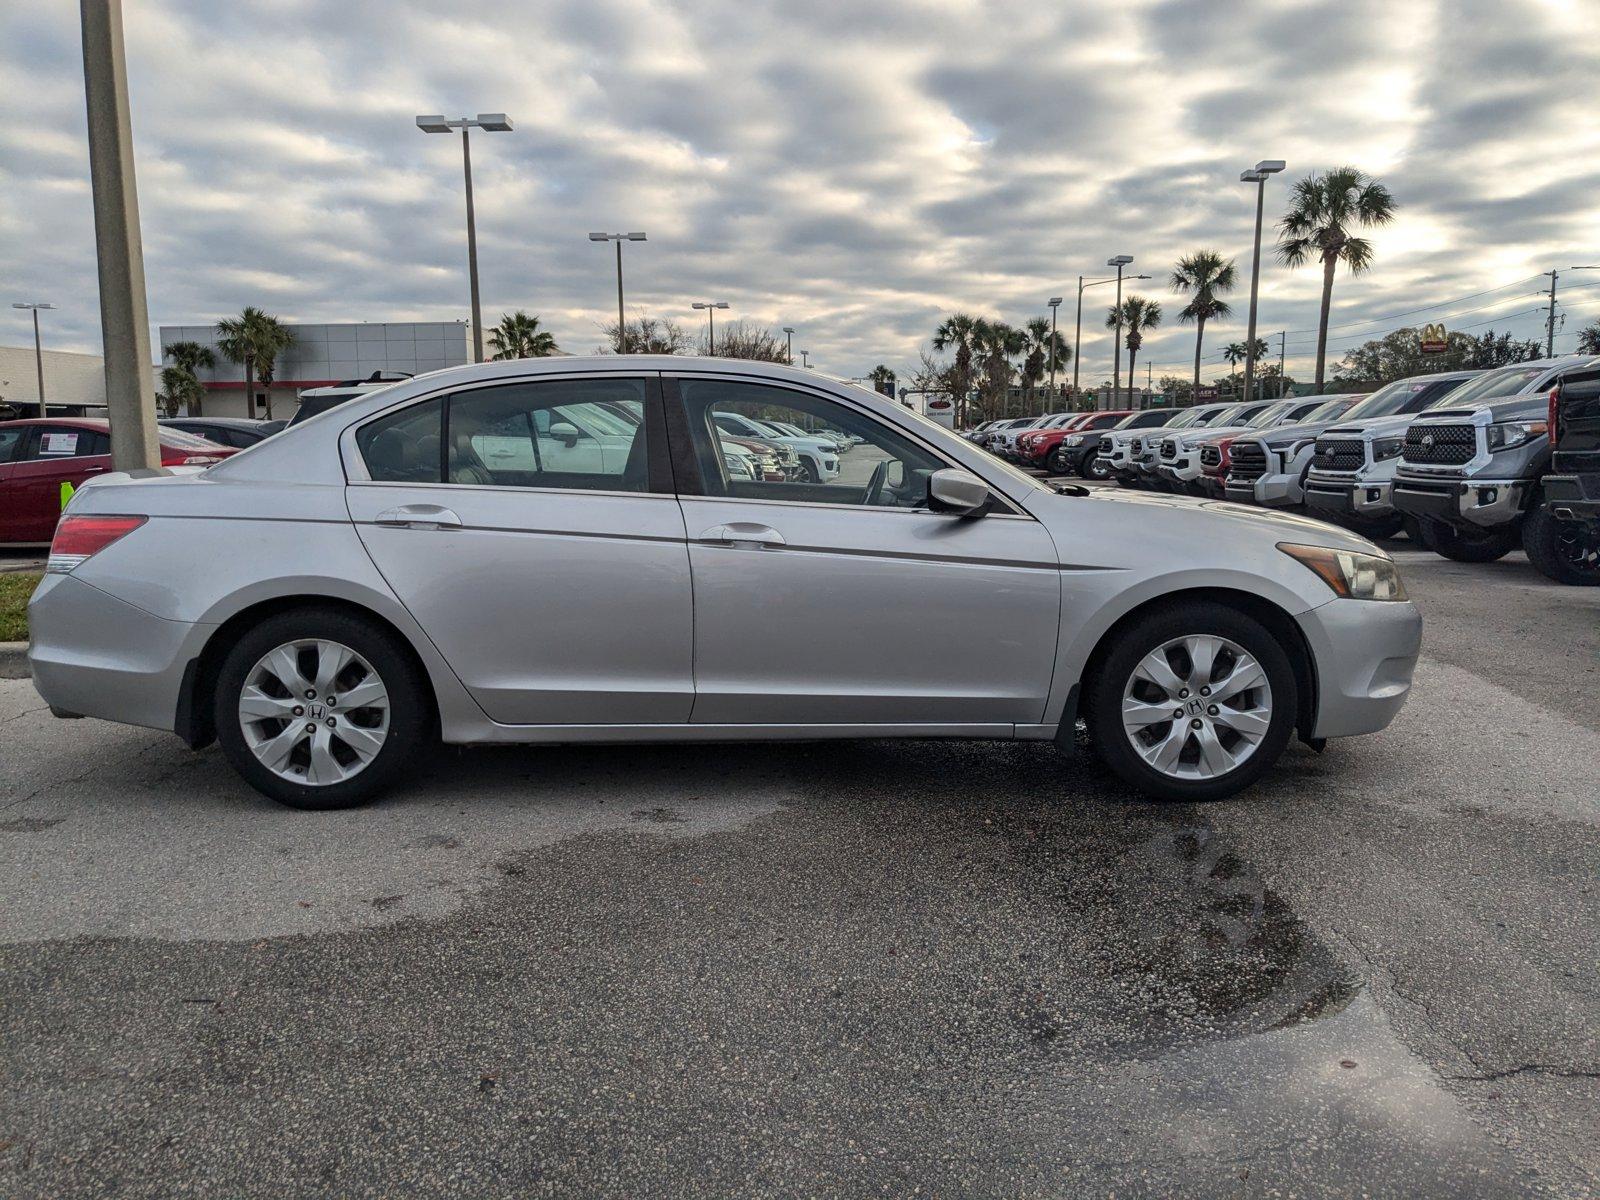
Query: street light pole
1107,255,1133,409
1241,159,1285,398
12,302,56,418
589,232,647,351
417,113,513,364
1074,271,1148,403
692,301,729,354
782,326,795,364
1047,296,1062,397
79,0,159,470
800,350,810,368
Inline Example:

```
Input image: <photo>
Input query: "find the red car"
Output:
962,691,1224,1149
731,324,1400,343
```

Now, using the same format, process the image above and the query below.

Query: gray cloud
1,0,1596,388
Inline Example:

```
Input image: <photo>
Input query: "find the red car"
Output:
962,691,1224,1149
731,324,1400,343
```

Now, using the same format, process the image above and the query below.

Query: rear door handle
375,504,462,530
697,522,786,548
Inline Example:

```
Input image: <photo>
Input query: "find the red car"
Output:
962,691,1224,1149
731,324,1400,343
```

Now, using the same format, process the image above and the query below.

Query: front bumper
1227,470,1301,508
27,572,210,733
1299,597,1423,740
1304,475,1394,518
1544,472,1600,523
1391,474,1530,528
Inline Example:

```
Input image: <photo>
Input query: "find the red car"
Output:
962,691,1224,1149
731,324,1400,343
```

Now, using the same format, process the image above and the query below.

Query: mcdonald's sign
1420,322,1448,353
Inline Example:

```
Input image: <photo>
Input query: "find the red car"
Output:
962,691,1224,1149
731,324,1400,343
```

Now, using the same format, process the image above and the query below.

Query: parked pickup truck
1539,364,1600,583
1392,356,1600,571
1155,400,1291,495
1301,370,1482,538
1103,403,1232,487
1196,397,1329,497
1222,394,1363,508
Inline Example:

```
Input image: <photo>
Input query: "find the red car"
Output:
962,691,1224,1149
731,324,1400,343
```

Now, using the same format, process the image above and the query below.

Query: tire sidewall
1087,602,1299,802
1523,506,1600,585
214,608,431,809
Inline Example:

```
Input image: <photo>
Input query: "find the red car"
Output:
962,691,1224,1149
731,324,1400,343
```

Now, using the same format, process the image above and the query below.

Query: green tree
487,311,558,360
866,365,897,397
1277,166,1397,392
706,320,789,362
1170,250,1236,400
932,312,982,425
974,319,1025,419
1334,326,1541,384
1107,297,1161,401
161,341,215,416
598,315,692,355
1576,322,1600,355
215,307,295,419
1020,316,1070,413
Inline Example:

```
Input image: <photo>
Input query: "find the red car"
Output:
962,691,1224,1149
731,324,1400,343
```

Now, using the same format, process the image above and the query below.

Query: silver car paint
29,356,1419,752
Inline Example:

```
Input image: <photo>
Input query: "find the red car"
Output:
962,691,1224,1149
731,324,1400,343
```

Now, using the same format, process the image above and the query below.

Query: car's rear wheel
1085,602,1297,802
214,607,432,810
1426,521,1519,563
1522,506,1600,585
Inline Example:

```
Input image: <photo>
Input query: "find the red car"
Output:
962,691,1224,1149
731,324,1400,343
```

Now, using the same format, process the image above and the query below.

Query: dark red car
1019,411,1134,471
0,418,237,545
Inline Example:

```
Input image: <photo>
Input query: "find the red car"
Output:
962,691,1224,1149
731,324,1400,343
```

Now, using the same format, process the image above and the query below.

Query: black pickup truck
1538,365,1600,584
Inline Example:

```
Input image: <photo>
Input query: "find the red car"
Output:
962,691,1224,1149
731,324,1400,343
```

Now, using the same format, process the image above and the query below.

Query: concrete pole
1048,302,1059,392
461,127,484,364
615,240,626,353
1243,175,1266,407
1073,277,1084,396
1545,270,1558,359
31,309,47,418
1111,264,1125,410
80,0,160,471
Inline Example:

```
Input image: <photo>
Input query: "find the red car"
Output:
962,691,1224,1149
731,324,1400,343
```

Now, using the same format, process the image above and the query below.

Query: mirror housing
548,420,582,446
927,468,990,514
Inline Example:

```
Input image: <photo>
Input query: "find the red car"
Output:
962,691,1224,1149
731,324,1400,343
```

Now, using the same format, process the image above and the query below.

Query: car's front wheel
214,607,432,809
1081,452,1111,481
1086,601,1298,801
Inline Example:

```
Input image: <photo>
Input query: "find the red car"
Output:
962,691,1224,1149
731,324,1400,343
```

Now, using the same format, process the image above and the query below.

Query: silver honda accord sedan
28,357,1421,809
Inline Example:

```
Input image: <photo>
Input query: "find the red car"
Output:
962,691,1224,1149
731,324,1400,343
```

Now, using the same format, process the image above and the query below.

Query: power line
1280,274,1544,336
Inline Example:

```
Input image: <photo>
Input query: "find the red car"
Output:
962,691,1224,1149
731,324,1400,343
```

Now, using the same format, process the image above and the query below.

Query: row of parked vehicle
962,355,1600,586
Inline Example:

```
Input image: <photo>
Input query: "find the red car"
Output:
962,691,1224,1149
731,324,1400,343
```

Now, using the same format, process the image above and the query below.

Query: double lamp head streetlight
416,113,514,364
590,232,647,352
692,301,730,354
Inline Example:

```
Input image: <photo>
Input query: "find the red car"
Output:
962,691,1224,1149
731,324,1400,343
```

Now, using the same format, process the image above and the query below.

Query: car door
344,374,695,726
668,374,1061,727
4,426,112,543
0,425,31,542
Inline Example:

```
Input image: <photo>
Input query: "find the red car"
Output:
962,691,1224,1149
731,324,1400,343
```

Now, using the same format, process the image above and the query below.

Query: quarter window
678,379,947,509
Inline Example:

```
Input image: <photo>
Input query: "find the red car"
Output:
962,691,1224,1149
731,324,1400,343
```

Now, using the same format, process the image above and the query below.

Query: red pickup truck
0,418,237,545
1017,410,1135,475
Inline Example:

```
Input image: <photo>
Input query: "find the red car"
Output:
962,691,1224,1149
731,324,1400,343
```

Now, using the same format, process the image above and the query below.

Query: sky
2,0,1599,389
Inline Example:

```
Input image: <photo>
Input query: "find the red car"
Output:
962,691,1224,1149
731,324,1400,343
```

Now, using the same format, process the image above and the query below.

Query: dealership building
156,320,473,418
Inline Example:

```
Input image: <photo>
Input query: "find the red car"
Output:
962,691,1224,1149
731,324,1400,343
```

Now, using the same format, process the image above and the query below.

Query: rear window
158,427,227,450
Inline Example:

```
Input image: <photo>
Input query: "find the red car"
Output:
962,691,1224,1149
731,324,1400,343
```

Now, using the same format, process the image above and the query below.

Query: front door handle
375,504,462,530
697,522,786,548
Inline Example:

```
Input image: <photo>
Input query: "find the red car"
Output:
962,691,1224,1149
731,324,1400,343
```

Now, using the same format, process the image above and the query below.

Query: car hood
1250,416,1361,448
1050,485,1383,555
1414,394,1547,423
1316,413,1420,440
1175,423,1254,447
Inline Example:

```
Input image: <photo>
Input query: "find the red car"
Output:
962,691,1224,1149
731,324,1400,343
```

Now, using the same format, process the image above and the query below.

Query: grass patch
0,573,42,642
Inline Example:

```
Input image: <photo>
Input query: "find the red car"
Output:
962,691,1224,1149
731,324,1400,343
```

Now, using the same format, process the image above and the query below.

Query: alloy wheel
1120,634,1273,780
238,639,390,785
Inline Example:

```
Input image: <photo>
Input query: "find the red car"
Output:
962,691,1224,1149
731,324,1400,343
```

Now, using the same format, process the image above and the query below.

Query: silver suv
29,357,1421,809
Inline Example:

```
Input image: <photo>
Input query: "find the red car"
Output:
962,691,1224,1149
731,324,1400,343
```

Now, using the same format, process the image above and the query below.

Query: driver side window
678,379,946,509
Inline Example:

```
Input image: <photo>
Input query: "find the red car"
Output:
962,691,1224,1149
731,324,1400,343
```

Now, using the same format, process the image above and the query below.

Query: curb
0,642,29,680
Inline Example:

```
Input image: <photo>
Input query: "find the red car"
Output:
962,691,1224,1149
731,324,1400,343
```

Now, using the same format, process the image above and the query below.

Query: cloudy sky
2,0,1598,388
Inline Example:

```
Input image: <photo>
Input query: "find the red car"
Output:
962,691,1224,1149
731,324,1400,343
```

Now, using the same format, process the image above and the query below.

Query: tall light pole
589,232,646,351
800,350,811,369
80,0,159,470
12,302,56,418
1075,271,1148,398
1241,159,1285,397
1277,330,1287,397
417,113,513,364
692,301,729,354
782,326,795,364
1107,256,1134,408
1047,296,1062,396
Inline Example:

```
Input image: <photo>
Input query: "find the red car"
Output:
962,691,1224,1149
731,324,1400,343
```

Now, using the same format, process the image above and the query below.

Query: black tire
1427,521,1519,563
1081,453,1111,481
214,607,433,810
1341,513,1403,540
1083,601,1298,802
800,459,821,483
1400,514,1425,544
1522,506,1600,585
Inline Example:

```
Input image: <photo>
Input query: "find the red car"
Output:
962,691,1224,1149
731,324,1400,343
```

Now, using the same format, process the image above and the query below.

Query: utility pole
1278,331,1287,397
79,0,160,471
1545,270,1559,358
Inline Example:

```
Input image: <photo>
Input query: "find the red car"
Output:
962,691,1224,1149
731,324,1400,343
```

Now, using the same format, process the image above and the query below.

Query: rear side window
356,398,445,482
446,379,650,492
0,427,23,462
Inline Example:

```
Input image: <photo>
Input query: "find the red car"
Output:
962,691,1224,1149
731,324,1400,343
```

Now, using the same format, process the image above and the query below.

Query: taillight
1548,385,1562,444
47,514,147,574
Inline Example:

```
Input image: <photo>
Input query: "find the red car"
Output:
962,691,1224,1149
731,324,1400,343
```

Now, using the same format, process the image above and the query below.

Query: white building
0,343,136,418
156,321,472,419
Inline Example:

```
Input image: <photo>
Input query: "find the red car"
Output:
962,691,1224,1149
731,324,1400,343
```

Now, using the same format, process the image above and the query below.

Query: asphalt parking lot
2,536,1597,1198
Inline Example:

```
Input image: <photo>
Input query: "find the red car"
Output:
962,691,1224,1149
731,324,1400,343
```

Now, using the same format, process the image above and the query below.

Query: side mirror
927,468,990,514
548,420,581,446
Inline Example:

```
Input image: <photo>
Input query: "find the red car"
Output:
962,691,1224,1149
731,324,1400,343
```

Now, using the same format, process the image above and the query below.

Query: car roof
161,416,270,428
0,417,110,430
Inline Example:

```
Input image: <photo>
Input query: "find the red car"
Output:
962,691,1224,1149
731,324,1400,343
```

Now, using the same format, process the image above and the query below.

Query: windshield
1431,364,1548,408
1167,406,1217,429
1339,376,1466,421
1247,401,1293,428
1303,398,1356,422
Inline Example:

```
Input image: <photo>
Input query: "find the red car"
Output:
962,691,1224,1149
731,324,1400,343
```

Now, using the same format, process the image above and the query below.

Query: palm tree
487,311,559,360
1020,317,1070,413
215,307,294,419
1277,166,1397,391
974,320,1024,419
162,341,215,415
932,312,982,426
867,364,896,395
1221,338,1268,395
1171,250,1236,401
1106,297,1161,401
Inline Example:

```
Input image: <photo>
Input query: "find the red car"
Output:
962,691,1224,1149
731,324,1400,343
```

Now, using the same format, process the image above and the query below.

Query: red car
0,418,237,545
1018,410,1134,470
1197,434,1241,497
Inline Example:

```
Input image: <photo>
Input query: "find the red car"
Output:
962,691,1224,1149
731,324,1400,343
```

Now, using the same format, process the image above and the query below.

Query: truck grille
1160,438,1178,460
1229,441,1269,482
1312,437,1365,474
1199,445,1222,469
1403,423,1477,466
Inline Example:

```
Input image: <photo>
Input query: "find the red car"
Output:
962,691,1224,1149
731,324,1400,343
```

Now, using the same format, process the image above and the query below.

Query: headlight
1486,421,1546,451
1278,543,1408,601
1372,436,1404,461
1064,434,1084,446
